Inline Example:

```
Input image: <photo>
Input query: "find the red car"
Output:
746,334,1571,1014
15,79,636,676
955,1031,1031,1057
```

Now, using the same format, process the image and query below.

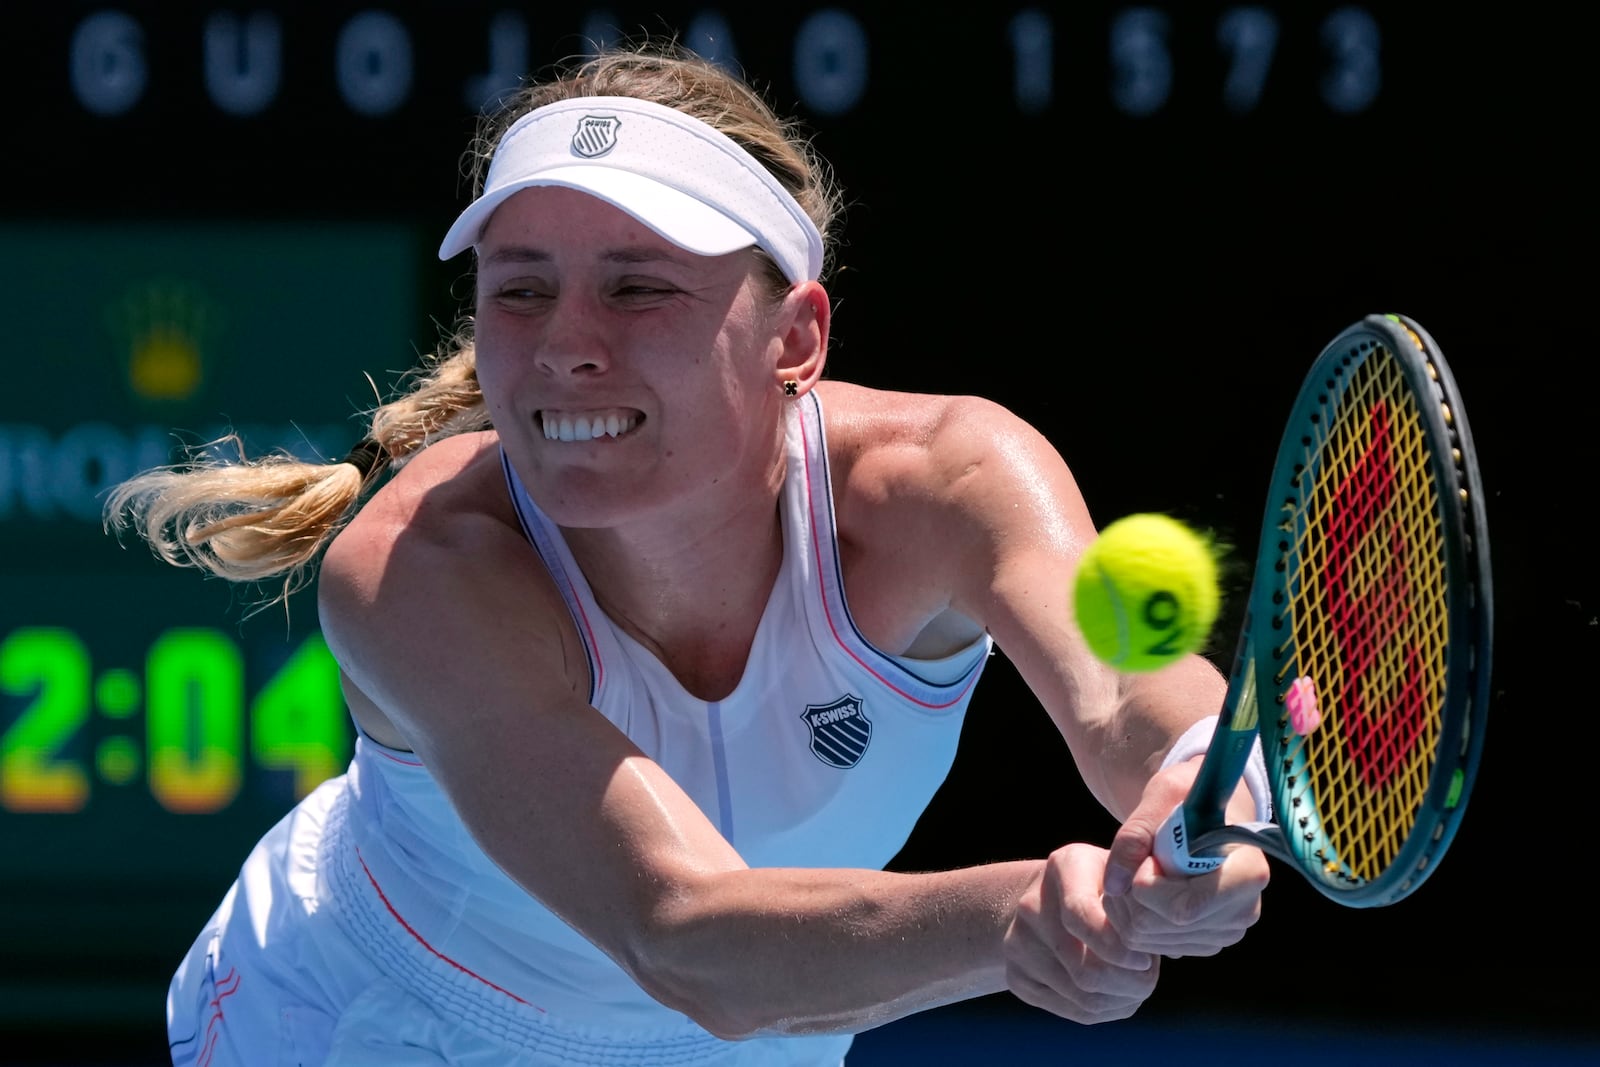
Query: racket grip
1152,804,1225,878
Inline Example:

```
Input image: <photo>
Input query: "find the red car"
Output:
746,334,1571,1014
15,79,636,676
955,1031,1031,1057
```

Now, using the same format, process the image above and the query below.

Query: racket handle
1152,805,1225,877
1154,807,1289,876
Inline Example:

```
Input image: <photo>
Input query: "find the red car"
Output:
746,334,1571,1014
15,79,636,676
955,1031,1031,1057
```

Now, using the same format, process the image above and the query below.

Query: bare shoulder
318,431,583,744
814,379,988,450
814,381,1094,649
815,380,1074,521
323,430,516,586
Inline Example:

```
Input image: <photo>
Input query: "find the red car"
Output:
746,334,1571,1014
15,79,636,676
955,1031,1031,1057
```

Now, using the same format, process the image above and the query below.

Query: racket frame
1152,314,1492,907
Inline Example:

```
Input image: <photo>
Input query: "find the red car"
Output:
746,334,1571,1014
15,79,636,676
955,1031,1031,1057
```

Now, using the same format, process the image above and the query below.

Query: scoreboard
0,219,422,1025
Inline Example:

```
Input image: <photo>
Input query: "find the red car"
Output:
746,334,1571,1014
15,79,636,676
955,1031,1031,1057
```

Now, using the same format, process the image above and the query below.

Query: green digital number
2,625,349,816
146,628,243,813
251,633,350,798
0,628,91,813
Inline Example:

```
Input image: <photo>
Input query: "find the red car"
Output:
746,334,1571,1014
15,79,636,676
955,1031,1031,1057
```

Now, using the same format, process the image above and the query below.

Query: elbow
683,1006,768,1043
628,963,765,1040
671,997,827,1042
624,939,771,1040
615,900,781,1040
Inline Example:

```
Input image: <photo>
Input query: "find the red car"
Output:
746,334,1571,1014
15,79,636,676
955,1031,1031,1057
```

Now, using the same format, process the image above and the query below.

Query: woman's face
472,185,793,531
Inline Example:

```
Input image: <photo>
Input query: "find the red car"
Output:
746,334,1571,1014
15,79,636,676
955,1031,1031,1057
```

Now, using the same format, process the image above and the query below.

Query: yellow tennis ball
1073,513,1220,672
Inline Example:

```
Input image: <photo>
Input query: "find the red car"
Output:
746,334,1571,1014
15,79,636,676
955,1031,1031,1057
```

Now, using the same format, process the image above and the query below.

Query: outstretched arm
318,433,1155,1038
901,394,1269,966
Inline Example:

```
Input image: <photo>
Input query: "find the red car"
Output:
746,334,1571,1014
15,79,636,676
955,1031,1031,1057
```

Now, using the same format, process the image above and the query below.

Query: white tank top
324,391,992,1064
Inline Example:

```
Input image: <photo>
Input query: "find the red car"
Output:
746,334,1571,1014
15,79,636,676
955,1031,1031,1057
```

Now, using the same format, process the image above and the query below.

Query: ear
771,281,830,397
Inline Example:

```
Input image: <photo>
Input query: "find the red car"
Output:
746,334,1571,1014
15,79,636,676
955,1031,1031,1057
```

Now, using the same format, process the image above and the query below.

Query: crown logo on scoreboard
108,278,217,403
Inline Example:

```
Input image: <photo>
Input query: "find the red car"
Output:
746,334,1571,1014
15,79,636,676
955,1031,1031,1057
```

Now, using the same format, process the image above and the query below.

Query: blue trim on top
705,700,735,842
500,449,599,705
801,392,989,702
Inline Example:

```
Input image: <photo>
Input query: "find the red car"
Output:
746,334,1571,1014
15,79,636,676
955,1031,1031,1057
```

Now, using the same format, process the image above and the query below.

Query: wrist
1159,716,1273,822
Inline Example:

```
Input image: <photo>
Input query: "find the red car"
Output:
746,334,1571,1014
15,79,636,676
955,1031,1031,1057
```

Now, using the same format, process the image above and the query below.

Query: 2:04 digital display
1,625,350,816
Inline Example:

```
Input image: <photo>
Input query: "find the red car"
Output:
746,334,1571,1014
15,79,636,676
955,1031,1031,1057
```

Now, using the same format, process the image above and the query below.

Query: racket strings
1274,346,1452,886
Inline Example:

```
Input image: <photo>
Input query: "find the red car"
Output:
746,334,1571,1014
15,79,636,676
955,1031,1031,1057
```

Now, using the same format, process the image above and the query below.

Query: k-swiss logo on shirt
801,694,873,769
571,115,620,157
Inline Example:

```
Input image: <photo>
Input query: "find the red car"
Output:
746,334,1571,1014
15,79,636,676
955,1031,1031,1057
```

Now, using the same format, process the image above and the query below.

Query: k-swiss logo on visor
571,115,621,158
801,694,873,769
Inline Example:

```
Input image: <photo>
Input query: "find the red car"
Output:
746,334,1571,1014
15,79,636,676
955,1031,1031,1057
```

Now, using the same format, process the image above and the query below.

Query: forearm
424,719,1040,1039
629,860,1042,1038
976,546,1229,825
1077,653,1228,821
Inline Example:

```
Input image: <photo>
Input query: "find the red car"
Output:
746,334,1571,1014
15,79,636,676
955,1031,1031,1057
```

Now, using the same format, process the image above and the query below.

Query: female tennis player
109,41,1271,1066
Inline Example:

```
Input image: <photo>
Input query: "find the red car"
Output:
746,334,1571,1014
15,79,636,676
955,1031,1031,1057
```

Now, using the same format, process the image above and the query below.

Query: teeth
541,410,638,441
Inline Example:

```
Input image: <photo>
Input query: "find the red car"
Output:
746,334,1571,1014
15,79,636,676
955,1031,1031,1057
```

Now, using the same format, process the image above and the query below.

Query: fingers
1102,846,1271,958
1103,813,1156,897
1004,844,1161,1025
1103,767,1270,958
1104,763,1198,896
1006,936,1160,1024
1045,841,1153,968
1003,835,1270,1026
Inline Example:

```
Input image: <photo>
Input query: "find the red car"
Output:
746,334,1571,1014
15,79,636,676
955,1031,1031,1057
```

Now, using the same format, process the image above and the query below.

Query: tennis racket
1151,313,1492,907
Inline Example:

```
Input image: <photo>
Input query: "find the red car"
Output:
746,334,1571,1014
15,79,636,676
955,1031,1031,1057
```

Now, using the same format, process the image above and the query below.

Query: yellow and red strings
1281,349,1449,881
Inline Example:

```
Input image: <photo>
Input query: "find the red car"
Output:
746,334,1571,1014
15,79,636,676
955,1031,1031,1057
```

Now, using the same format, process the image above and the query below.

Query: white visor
438,96,824,284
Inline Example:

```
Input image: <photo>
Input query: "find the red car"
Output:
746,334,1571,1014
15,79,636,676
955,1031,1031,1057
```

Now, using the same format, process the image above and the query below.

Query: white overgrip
1152,715,1275,877
1153,804,1226,876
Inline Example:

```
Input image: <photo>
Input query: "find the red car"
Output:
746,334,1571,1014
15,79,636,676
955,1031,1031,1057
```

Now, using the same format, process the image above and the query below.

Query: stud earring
782,380,799,397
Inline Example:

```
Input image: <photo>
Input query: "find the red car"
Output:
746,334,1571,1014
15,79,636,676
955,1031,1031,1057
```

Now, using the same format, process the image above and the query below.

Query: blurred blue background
2,3,1592,1064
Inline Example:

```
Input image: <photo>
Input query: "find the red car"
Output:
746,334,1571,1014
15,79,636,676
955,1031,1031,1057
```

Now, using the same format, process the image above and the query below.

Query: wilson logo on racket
1322,399,1428,790
801,694,873,769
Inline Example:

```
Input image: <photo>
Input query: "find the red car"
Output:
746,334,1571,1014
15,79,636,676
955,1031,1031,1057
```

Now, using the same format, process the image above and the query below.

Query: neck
550,395,798,699
566,489,787,700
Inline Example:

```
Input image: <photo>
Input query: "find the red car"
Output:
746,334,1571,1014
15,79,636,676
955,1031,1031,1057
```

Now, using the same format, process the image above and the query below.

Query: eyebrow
478,245,696,268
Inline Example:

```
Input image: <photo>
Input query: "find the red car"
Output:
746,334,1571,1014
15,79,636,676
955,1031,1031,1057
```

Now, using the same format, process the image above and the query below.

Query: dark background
1,2,1592,1063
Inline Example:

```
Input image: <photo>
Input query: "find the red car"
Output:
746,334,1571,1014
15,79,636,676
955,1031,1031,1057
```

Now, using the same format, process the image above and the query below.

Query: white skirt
166,776,848,1066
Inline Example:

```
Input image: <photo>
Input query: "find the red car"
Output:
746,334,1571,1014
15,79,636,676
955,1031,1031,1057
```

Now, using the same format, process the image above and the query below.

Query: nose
535,293,612,377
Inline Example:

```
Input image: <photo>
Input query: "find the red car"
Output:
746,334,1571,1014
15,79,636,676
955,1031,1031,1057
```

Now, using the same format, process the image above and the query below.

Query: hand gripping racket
1152,314,1492,907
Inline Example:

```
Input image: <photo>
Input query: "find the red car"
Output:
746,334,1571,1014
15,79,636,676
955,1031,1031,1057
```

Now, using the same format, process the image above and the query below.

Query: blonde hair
105,41,843,607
